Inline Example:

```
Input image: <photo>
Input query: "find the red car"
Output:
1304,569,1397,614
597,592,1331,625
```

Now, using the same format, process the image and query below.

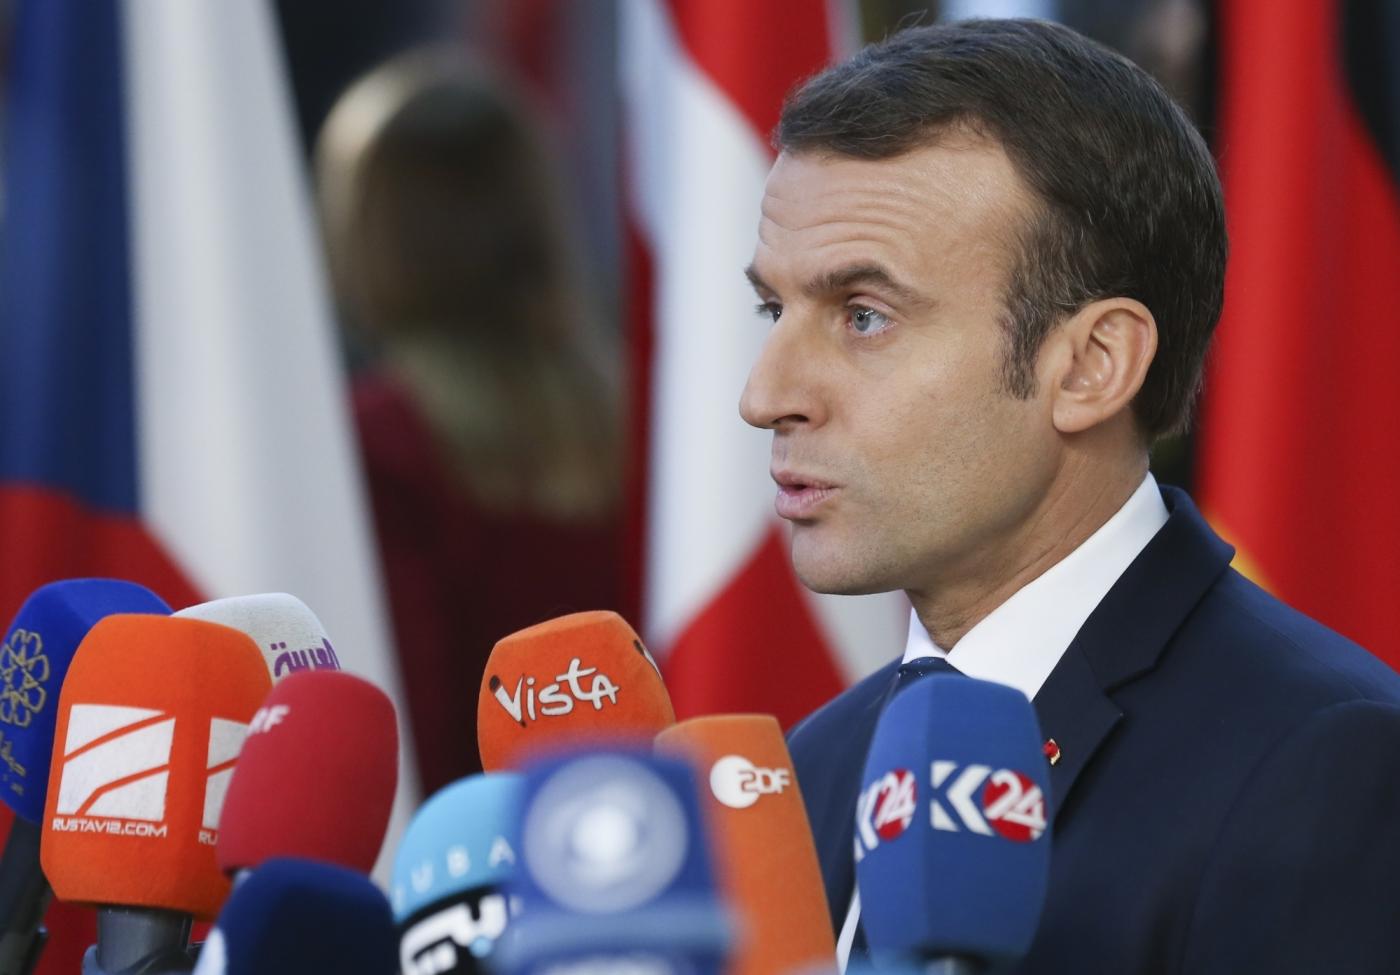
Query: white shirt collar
901,473,1169,701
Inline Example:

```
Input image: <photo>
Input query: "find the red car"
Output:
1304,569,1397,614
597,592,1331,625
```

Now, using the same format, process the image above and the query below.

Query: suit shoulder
787,658,898,751
1189,568,1400,705
1182,697,1400,972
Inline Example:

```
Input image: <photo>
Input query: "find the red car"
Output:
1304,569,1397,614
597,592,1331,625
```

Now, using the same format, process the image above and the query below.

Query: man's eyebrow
742,262,931,309
803,263,930,308
744,264,774,296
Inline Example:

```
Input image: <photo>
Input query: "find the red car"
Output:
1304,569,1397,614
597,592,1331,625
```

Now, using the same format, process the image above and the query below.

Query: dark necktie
885,654,961,705
852,655,962,960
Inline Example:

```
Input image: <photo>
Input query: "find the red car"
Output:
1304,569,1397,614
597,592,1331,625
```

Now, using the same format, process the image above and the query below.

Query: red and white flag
621,0,908,727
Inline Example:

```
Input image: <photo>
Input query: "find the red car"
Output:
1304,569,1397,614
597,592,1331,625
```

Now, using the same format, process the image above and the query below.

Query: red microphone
216,671,398,875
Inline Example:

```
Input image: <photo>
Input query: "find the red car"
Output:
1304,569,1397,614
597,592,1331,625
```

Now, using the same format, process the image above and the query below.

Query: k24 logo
854,768,918,859
855,761,1046,859
931,762,1046,843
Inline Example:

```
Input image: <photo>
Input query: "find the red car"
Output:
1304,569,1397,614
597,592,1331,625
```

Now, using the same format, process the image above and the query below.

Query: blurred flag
0,2,418,967
1200,0,1400,671
621,0,907,728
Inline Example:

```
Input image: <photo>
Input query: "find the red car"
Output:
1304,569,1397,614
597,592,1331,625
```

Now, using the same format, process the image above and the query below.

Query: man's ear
1046,298,1157,435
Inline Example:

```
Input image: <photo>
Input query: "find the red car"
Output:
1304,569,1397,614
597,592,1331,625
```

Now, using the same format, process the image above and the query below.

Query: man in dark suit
738,19,1400,973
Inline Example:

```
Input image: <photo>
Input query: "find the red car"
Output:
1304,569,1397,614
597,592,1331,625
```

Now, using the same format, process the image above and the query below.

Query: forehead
754,137,1032,292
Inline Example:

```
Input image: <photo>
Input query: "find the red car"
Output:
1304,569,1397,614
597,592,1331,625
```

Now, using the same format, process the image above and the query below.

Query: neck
908,452,1148,649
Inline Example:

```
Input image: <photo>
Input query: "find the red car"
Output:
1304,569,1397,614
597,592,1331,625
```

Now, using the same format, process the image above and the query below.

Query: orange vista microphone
477,611,675,772
655,714,836,975
40,614,271,970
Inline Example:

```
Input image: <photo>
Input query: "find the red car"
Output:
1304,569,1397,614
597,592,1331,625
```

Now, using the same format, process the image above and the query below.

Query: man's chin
791,555,895,597
787,525,898,595
798,576,897,597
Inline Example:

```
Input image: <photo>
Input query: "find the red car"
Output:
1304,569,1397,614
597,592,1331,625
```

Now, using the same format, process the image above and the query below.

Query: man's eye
850,306,892,335
755,302,782,323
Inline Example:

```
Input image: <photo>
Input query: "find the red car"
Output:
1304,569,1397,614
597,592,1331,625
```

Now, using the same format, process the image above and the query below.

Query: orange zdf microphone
40,614,270,970
216,670,398,875
477,610,675,771
655,715,836,975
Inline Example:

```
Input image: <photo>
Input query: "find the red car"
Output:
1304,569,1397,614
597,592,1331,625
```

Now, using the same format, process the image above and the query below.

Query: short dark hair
776,19,1226,439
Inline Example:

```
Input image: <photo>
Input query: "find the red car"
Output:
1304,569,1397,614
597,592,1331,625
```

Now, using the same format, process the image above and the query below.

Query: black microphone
190,858,396,975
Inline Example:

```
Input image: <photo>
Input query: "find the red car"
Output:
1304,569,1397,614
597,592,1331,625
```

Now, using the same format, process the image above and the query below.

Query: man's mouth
772,470,838,521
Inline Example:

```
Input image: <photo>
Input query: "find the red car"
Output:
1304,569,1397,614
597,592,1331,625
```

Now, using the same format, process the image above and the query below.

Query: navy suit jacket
789,487,1400,973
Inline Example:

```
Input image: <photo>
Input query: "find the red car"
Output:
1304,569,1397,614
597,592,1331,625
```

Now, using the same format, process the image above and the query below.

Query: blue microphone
0,579,170,975
391,773,523,974
190,858,396,975
855,674,1051,971
493,747,732,975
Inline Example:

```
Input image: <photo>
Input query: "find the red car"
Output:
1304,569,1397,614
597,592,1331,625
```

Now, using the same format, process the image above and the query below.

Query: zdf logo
708,755,791,809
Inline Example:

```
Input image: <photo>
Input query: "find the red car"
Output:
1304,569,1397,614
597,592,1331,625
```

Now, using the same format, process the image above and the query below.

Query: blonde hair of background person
316,48,621,522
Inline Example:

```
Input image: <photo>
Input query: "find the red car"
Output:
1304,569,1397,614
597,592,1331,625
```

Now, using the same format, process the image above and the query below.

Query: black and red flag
1200,1,1400,672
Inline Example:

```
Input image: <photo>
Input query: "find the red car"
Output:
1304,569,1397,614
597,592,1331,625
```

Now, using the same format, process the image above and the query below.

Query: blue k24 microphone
856,674,1051,972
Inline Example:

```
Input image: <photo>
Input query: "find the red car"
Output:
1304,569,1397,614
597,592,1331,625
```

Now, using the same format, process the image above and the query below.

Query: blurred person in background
315,48,624,793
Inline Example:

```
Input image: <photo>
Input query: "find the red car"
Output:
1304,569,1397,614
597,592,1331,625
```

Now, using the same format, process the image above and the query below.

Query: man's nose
739,316,823,431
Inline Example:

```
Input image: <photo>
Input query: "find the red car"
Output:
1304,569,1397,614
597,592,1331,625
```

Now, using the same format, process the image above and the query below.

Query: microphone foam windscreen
495,747,731,973
0,579,171,822
392,773,523,973
655,714,835,974
192,857,396,975
392,772,521,920
175,593,340,682
856,675,1051,964
40,615,271,918
216,670,398,875
478,611,676,772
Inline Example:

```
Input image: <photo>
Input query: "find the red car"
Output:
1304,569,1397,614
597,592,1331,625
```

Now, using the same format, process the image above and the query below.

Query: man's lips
772,470,839,521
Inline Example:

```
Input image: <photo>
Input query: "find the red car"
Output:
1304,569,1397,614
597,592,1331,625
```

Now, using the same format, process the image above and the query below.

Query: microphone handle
0,816,52,975
81,947,193,975
86,907,193,975
921,958,981,975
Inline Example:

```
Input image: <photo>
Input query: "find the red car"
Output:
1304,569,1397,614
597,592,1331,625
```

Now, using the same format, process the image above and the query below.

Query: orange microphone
477,611,675,772
40,614,271,970
655,714,836,975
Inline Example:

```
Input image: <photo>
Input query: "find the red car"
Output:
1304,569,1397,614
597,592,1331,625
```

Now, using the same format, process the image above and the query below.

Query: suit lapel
808,659,899,933
1033,486,1234,823
1034,644,1123,823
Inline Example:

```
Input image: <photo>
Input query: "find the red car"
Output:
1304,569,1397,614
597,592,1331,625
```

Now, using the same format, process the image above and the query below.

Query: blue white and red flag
0,1,416,968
